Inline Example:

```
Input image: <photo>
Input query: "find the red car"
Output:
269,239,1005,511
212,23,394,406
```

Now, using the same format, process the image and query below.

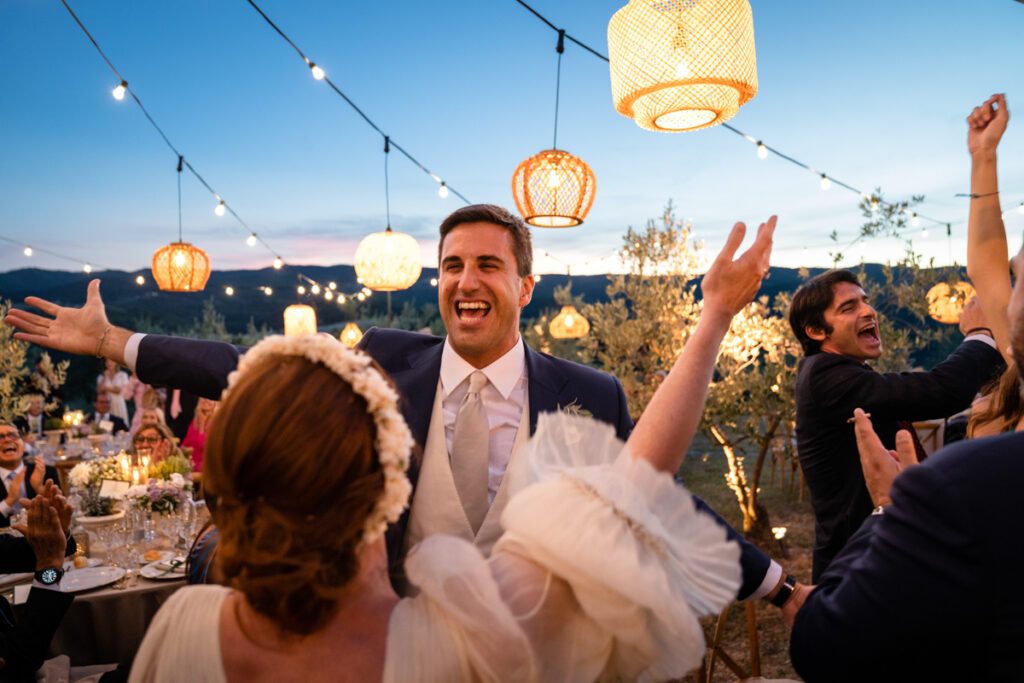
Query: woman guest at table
132,407,166,436
180,398,216,472
131,423,181,464
124,217,776,682
97,359,130,424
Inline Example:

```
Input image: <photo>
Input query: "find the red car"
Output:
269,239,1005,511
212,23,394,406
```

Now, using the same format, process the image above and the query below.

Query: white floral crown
223,334,413,544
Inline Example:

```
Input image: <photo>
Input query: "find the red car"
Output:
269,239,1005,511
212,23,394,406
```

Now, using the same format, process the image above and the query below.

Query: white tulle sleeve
493,411,742,680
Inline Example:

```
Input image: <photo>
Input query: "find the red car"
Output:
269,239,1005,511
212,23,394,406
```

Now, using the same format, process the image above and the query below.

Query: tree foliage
0,299,68,422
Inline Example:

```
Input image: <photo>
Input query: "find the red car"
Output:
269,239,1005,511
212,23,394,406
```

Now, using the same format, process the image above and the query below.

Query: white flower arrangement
127,477,192,515
224,334,414,544
69,454,131,490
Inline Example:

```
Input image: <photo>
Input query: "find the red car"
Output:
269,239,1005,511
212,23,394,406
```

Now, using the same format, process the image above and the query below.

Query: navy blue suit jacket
790,431,1024,681
136,329,772,600
1,464,61,529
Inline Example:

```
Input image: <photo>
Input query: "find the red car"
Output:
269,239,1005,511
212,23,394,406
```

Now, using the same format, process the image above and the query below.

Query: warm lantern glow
340,322,363,349
353,228,423,291
608,0,757,132
135,275,145,285
151,242,211,292
549,305,590,339
512,149,596,228
927,281,977,324
112,81,127,100
284,304,317,336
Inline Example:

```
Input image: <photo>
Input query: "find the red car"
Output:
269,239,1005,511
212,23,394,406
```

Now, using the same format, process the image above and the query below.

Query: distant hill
0,262,942,334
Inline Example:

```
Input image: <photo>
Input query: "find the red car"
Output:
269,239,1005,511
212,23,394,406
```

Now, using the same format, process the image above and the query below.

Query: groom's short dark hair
438,204,533,277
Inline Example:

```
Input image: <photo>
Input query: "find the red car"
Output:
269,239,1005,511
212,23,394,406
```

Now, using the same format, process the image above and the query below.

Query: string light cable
58,0,286,268
0,234,113,272
245,0,472,205
511,0,964,243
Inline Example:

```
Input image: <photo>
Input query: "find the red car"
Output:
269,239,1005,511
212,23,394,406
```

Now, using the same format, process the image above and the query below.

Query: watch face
40,567,59,584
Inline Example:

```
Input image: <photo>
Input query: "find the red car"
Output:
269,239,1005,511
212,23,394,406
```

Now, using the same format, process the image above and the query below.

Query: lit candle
132,468,140,485
120,454,130,477
141,455,150,471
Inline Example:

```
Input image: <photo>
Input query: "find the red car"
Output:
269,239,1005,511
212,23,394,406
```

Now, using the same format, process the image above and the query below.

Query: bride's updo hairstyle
204,349,395,635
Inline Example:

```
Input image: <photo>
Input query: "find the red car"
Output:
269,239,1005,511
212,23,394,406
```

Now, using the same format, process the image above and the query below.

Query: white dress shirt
440,337,526,504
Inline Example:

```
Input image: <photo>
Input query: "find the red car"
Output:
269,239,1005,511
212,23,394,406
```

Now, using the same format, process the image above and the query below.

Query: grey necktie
451,371,490,534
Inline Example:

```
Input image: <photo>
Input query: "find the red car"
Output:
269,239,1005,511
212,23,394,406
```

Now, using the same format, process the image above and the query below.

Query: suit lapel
388,343,444,449
524,344,569,435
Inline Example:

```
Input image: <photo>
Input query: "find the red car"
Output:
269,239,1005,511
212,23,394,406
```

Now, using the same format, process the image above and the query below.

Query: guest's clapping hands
29,454,46,494
12,495,67,571
967,93,1008,157
852,408,918,508
38,479,73,535
700,216,776,326
4,467,26,507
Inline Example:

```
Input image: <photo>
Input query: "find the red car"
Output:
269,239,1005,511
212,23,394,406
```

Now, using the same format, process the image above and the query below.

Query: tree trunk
708,422,776,547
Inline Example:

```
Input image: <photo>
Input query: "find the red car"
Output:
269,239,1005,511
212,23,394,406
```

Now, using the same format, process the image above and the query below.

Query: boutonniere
559,399,593,419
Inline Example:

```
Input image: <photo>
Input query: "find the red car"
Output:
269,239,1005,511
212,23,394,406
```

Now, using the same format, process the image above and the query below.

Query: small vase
77,509,126,529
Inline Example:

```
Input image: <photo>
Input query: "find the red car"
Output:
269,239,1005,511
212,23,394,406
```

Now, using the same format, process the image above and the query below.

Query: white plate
64,557,102,571
62,566,125,593
140,559,186,580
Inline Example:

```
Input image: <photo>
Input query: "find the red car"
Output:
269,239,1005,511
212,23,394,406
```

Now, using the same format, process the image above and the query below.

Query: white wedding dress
129,414,741,683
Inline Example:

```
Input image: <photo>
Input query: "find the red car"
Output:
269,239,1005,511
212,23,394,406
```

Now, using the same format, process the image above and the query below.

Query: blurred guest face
94,394,111,414
0,426,25,469
140,409,161,427
27,399,44,417
135,427,169,460
104,359,118,374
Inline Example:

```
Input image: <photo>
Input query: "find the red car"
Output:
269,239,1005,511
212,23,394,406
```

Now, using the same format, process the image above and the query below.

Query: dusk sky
1,0,1022,278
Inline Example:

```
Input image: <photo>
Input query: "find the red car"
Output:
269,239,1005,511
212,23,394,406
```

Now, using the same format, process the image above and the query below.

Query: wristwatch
769,573,796,607
34,566,65,586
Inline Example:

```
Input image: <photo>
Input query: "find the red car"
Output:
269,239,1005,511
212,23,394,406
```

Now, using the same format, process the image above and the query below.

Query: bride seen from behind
125,216,775,683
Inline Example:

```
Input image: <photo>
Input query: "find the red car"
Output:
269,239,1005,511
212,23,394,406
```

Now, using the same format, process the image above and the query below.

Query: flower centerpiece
69,455,131,526
127,473,193,516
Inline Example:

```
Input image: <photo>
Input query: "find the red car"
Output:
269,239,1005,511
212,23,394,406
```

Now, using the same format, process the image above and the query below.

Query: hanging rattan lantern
340,322,363,349
151,242,211,292
608,0,758,132
353,227,422,291
927,281,976,324
512,149,596,228
549,305,590,339
283,304,317,336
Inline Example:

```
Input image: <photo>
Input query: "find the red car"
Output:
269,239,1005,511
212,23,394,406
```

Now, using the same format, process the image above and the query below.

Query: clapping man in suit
1,423,60,529
85,393,129,435
4,205,806,614
1,482,75,681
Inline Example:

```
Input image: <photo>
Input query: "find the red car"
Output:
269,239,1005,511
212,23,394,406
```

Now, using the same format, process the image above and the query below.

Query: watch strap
769,573,796,607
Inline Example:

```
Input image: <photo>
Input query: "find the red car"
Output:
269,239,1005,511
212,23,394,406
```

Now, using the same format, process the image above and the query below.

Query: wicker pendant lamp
340,322,363,348
512,30,595,228
549,304,590,339
152,156,211,291
283,304,317,336
608,0,758,132
927,281,976,324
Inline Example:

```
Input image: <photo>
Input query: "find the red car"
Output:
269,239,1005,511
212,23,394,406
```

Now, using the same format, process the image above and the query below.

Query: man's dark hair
437,204,533,277
789,270,862,355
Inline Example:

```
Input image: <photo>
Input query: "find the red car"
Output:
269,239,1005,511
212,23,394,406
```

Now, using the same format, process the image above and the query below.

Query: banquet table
13,570,185,667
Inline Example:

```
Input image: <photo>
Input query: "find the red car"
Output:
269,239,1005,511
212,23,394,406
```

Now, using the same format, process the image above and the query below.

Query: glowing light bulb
310,63,325,80
225,286,234,296
870,199,879,212
338,295,346,304
247,233,257,247
328,282,337,290
311,284,321,295
921,227,928,238
820,174,831,191
112,81,127,100
545,169,563,189
325,290,334,301
911,214,921,228
135,275,145,285
756,143,767,159
438,182,449,199
429,277,438,287
23,246,32,256
273,257,283,270
534,275,541,283
362,287,371,296
1018,202,1024,214
215,201,226,216
564,314,575,327
297,285,306,295
357,293,366,301
264,287,273,296
83,263,92,273
173,251,187,267
673,60,690,79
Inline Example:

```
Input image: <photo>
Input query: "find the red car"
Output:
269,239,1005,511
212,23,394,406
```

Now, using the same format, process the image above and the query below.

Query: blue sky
1,0,1022,277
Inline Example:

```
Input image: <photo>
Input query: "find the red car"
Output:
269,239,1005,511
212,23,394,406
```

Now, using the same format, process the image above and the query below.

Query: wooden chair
696,602,761,682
